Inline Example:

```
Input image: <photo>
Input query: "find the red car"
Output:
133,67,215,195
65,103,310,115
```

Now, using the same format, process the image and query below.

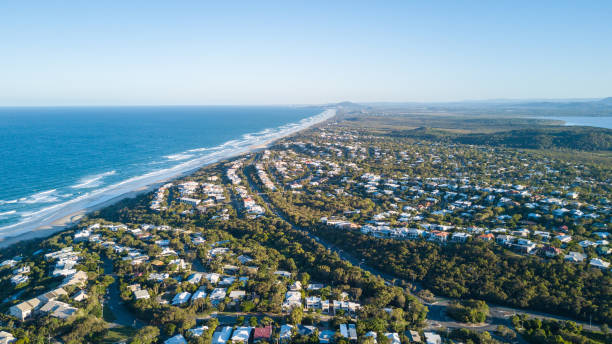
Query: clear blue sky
1,1,611,105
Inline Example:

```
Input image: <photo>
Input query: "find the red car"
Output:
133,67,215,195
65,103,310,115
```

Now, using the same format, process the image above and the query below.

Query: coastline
0,108,336,248
0,186,157,248
528,115,612,130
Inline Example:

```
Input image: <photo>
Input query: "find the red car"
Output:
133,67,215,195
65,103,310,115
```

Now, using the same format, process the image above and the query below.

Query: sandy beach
0,184,160,248
0,108,336,248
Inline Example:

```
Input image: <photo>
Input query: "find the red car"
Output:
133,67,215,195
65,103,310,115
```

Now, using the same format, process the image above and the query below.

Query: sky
1,1,611,106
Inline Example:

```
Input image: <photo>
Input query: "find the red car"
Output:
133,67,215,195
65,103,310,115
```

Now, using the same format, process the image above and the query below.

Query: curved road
102,256,146,328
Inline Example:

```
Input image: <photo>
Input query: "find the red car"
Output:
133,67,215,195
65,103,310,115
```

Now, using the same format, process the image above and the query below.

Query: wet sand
0,185,159,248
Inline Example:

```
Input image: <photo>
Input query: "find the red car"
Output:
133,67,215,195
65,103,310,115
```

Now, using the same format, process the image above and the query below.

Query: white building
164,334,187,344
172,292,192,305
212,327,233,344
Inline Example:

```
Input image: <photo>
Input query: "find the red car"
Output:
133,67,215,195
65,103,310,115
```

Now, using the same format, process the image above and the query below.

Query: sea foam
0,108,336,239
71,170,117,189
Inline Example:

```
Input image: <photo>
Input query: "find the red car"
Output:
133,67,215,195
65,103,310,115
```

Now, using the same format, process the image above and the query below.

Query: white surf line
0,108,336,239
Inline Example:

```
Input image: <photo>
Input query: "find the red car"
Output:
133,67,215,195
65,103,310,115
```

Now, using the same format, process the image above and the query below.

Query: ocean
0,106,333,239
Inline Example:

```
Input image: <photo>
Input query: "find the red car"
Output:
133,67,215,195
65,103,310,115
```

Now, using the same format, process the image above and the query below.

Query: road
243,163,601,336
102,256,146,328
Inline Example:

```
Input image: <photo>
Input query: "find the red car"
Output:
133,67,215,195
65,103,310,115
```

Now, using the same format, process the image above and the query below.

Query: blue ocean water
0,106,329,236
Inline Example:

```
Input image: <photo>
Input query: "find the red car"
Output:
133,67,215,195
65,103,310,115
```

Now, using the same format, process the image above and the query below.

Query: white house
212,327,233,344
164,335,187,344
590,258,610,269
0,331,16,344
282,291,302,310
424,332,442,344
231,327,252,343
9,298,41,321
172,292,191,305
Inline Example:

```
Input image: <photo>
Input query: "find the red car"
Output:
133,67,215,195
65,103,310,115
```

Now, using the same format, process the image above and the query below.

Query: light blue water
0,106,330,236
539,116,612,129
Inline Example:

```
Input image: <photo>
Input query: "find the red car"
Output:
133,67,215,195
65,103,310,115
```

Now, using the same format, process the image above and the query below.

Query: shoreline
0,186,159,248
0,108,336,248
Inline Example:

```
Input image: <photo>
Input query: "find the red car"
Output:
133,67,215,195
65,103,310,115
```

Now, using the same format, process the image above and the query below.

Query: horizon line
0,96,610,108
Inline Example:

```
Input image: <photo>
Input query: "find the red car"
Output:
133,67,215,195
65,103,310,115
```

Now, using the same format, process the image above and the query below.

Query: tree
164,323,176,337
130,326,160,344
288,307,304,325
261,316,275,326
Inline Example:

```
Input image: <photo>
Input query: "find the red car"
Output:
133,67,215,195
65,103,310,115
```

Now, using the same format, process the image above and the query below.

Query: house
253,326,272,343
365,332,378,343
186,273,203,284
451,232,471,243
279,324,294,343
72,290,88,302
13,266,30,275
564,251,587,262
209,288,227,304
513,238,536,253
348,324,358,341
164,335,187,344
496,235,514,245
0,260,17,268
579,240,597,248
274,270,292,278
10,275,28,285
407,330,421,343
148,273,170,282
282,291,302,310
219,276,236,286
555,234,572,243
298,325,316,336
191,287,207,302
385,333,401,344
340,324,349,338
228,290,246,300
319,330,335,344
172,292,192,305
307,283,324,291
39,300,78,319
321,299,331,314
73,229,91,242
332,300,361,316
205,273,221,284
212,327,233,344
478,233,494,241
231,326,252,343
187,326,209,337
428,231,449,243
9,298,41,320
0,331,16,344
39,288,68,303
61,270,88,287
305,296,322,310
424,332,441,344
237,255,253,264
589,258,610,269
134,289,150,300
407,228,424,240
179,197,201,206
542,246,562,257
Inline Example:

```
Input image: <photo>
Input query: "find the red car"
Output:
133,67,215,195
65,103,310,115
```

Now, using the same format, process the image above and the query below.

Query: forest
306,225,611,325
391,126,612,151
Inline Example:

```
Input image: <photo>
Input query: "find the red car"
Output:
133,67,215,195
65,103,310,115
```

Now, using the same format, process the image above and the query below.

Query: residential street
244,162,601,336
